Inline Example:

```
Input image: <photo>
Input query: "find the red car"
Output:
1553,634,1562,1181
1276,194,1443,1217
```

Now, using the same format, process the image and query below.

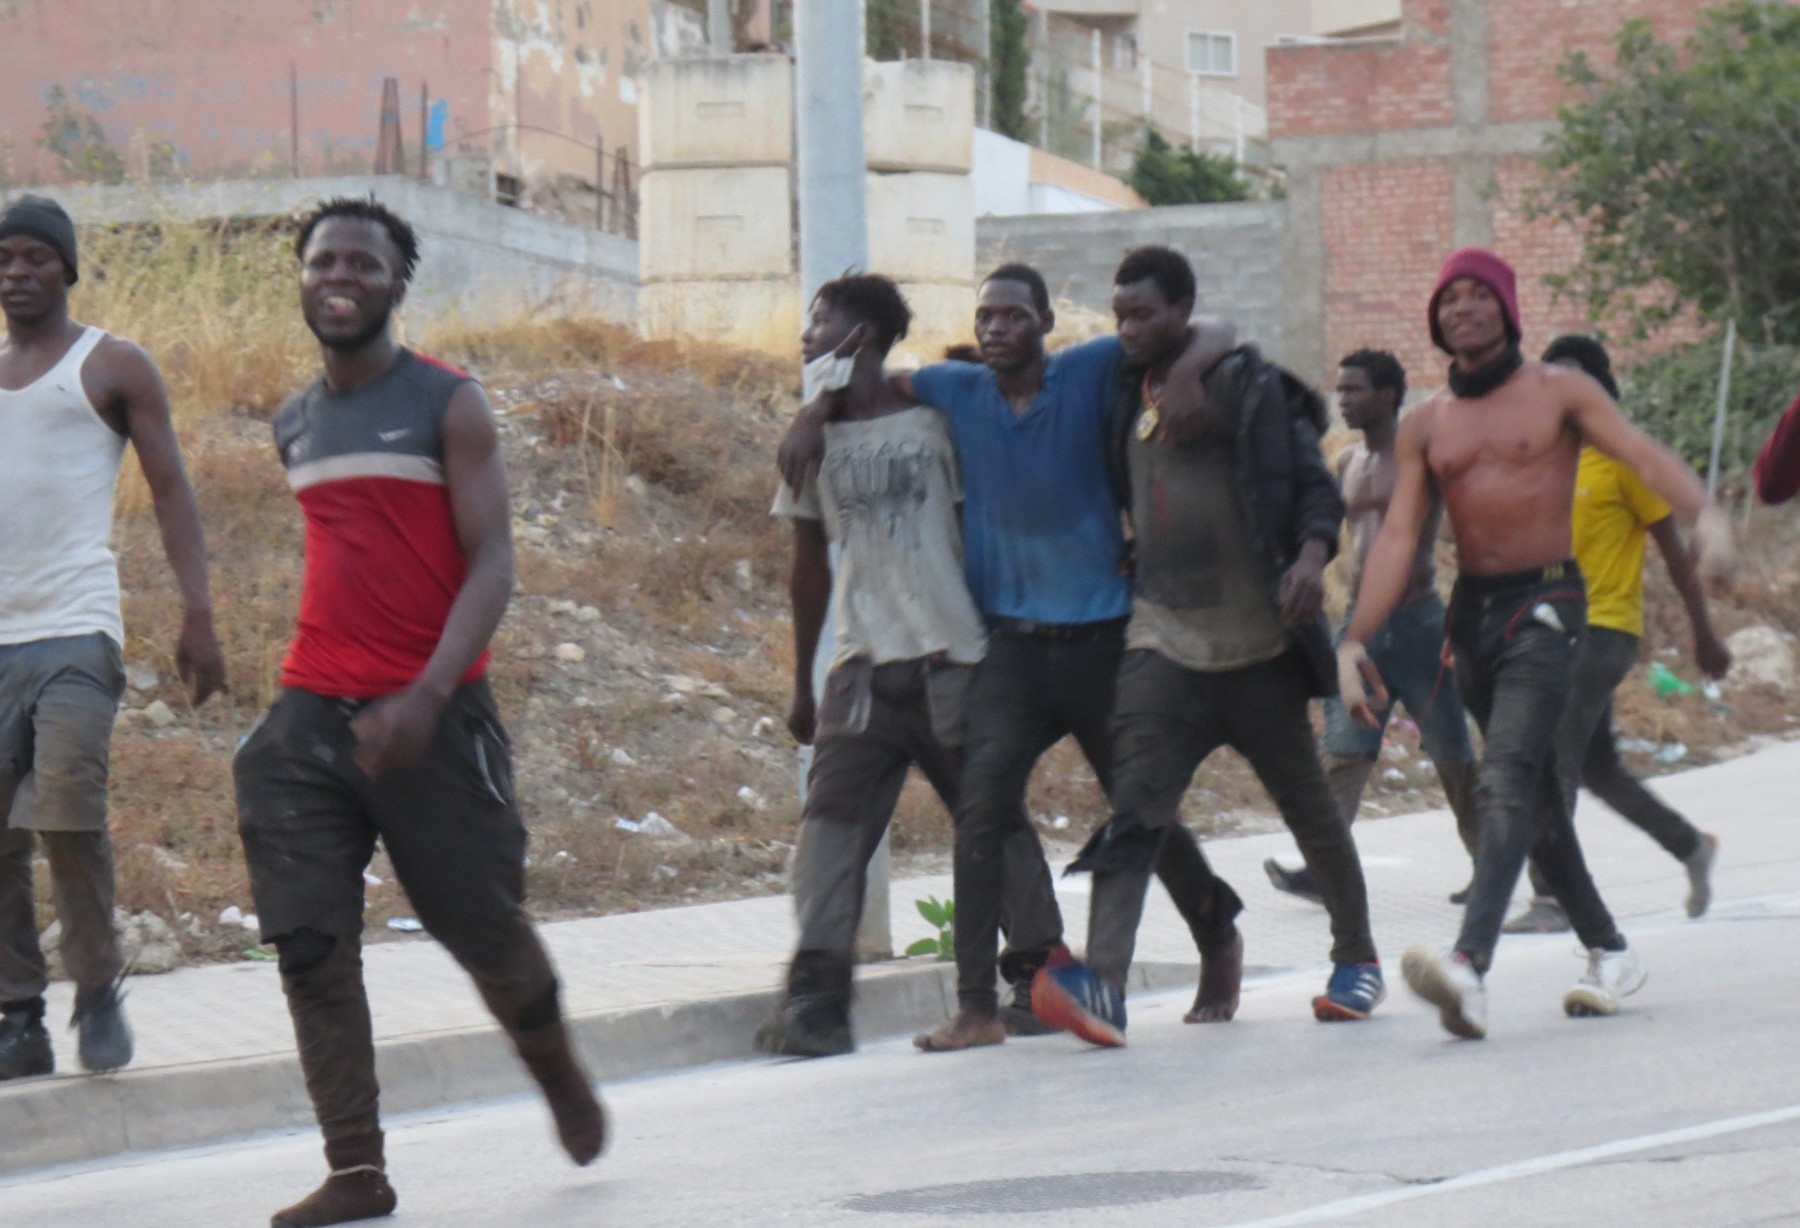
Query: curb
0,958,1215,1178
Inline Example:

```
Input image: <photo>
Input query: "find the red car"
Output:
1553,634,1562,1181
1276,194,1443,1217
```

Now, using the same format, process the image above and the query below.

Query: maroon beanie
1428,248,1520,354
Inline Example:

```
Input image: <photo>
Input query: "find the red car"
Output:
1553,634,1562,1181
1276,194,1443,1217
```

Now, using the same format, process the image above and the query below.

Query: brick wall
1486,0,1704,124
1269,0,1712,387
1265,30,1451,138
1320,159,1455,382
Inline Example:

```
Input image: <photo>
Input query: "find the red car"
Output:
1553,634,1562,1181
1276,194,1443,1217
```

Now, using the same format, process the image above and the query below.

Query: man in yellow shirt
1504,335,1731,933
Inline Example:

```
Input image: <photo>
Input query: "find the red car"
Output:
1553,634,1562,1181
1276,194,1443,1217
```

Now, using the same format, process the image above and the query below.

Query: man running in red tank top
233,198,603,1228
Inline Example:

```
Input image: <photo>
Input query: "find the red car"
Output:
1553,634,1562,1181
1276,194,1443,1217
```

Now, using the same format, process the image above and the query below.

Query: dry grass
49,219,1800,955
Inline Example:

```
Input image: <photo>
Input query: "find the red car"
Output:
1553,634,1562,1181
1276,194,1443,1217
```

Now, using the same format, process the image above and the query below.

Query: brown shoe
913,1009,1006,1053
514,1022,607,1166
270,1168,397,1228
1184,929,1243,1024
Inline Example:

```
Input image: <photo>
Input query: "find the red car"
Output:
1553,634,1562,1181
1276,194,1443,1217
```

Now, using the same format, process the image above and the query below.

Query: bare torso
1343,439,1441,604
1419,361,1581,576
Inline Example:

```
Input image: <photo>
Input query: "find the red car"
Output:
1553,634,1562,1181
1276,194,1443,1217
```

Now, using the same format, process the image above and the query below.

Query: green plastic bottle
1647,661,1697,699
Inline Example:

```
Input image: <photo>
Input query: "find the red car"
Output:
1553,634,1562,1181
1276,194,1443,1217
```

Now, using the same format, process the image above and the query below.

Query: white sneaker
1401,945,1487,1040
1563,946,1648,1017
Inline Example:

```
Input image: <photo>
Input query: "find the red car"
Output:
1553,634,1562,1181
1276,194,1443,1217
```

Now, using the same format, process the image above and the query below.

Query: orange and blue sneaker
1312,960,1385,1022
1031,960,1127,1048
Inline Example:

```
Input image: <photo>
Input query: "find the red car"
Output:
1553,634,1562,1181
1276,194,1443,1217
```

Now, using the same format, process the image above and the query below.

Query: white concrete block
864,60,975,174
890,281,978,369
639,278,803,356
638,167,794,281
639,54,793,170
866,172,975,284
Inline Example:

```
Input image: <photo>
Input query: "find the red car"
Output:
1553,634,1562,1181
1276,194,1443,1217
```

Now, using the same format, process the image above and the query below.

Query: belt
987,615,1129,643
1453,558,1582,597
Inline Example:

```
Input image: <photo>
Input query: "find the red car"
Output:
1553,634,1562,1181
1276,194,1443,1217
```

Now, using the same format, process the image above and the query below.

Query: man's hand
1277,539,1329,626
778,395,837,492
787,688,817,746
350,686,446,778
1694,506,1737,590
1155,320,1237,448
175,608,225,706
1337,640,1389,729
1695,628,1732,680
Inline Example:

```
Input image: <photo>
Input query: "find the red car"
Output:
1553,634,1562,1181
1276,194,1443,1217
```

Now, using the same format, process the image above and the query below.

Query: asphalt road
5,885,1799,1228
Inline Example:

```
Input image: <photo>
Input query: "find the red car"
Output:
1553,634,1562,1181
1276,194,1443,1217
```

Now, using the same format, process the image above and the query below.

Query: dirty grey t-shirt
1125,428,1288,672
772,407,986,669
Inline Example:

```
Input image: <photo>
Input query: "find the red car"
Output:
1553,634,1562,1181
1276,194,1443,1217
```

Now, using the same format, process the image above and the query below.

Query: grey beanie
0,194,78,284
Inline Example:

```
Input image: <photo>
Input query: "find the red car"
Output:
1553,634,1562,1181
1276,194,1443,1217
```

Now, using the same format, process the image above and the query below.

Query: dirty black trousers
1523,625,1704,899
953,625,1245,1013
1448,565,1626,971
1074,648,1375,991
791,658,1063,960
234,683,565,1170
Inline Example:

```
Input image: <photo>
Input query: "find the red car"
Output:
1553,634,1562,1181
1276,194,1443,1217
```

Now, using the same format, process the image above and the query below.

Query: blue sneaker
1031,961,1127,1047
1313,960,1385,1022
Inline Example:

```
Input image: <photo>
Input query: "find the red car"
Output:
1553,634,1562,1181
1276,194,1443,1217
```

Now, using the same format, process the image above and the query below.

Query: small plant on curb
906,895,954,960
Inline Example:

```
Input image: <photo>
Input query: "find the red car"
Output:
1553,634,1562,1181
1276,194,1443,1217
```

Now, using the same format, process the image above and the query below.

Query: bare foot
1184,929,1244,1023
914,1009,1006,1052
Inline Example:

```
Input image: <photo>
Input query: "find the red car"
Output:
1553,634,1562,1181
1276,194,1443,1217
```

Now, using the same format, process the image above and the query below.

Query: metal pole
1090,26,1102,169
1189,73,1200,147
595,136,605,231
1140,47,1151,122
1234,94,1245,163
708,0,731,53
973,0,991,127
795,0,889,961
1707,318,1738,499
290,62,300,177
419,81,429,181
921,0,931,59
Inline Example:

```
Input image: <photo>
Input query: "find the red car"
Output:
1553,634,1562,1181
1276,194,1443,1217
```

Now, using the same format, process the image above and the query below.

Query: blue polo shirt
910,336,1131,625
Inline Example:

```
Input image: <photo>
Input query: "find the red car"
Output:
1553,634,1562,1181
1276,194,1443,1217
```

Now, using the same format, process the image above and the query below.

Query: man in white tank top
0,195,224,1081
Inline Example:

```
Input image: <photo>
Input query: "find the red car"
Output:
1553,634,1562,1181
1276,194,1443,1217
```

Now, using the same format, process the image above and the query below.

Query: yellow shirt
1572,448,1671,637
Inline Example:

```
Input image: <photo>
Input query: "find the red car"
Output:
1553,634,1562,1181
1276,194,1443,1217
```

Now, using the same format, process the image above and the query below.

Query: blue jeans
1324,595,1472,765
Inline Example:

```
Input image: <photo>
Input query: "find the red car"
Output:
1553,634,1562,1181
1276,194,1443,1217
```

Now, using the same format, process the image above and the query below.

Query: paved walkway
25,737,1799,1077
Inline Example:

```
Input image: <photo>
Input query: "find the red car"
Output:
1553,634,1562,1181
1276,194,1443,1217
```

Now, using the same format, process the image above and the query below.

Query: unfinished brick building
1266,0,1710,387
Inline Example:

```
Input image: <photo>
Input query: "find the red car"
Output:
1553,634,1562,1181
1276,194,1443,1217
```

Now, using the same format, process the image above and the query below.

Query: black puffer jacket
1106,344,1344,698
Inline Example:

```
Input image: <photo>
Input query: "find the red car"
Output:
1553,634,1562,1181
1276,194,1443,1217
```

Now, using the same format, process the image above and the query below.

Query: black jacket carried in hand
1106,344,1344,699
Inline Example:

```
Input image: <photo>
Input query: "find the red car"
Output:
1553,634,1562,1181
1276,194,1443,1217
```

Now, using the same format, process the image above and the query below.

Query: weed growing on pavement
907,895,956,960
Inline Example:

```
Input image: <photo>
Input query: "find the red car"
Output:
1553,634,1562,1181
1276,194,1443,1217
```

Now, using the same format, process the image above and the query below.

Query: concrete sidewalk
5,737,1798,1175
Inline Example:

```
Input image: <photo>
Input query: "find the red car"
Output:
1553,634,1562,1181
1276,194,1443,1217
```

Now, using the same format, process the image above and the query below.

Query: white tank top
0,327,126,647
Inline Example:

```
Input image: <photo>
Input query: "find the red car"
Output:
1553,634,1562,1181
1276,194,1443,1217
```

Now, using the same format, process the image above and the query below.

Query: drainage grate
842,1169,1259,1215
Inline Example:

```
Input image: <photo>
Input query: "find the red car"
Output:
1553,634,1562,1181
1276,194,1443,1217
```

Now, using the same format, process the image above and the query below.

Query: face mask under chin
803,348,858,402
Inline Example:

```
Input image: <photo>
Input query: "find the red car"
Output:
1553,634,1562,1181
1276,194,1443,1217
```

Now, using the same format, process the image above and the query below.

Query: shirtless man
1264,350,1479,906
1341,248,1732,1040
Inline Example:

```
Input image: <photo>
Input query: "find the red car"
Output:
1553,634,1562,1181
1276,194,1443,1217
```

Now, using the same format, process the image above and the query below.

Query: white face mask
802,347,858,402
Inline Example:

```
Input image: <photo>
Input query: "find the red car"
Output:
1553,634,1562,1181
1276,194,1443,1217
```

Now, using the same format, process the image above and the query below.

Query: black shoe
1448,881,1472,906
0,1004,54,1080
999,976,1060,1036
754,950,853,1058
72,982,134,1073
1263,858,1322,904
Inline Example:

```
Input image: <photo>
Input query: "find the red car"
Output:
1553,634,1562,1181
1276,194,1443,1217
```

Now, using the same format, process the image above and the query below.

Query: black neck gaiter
1447,344,1523,399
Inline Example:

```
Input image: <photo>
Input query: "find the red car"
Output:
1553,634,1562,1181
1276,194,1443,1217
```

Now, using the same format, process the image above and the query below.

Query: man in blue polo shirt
789,263,1244,1049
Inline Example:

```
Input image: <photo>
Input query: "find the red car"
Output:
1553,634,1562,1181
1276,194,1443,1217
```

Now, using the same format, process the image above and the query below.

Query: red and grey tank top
273,349,489,699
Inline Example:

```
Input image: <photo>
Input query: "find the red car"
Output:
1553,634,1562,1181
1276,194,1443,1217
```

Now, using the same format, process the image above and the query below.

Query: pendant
1136,406,1160,441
